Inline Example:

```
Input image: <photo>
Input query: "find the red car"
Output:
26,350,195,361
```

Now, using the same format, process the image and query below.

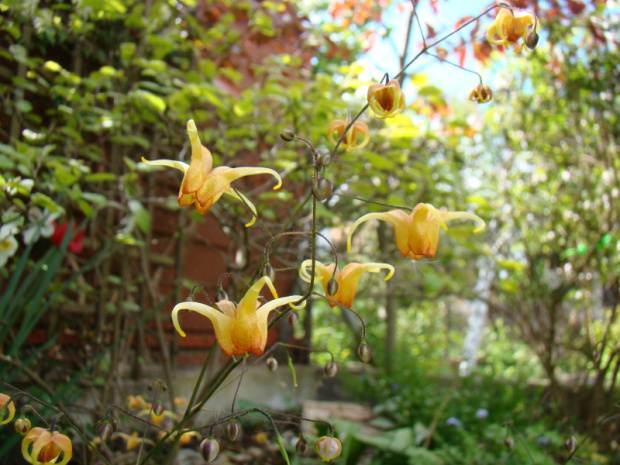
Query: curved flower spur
142,119,282,226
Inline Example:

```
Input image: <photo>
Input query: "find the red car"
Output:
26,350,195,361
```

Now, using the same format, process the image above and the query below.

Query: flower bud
263,265,275,282
315,436,342,462
266,357,278,372
526,31,539,49
152,402,165,416
15,417,31,435
97,422,114,442
200,438,220,463
288,311,299,327
357,343,372,363
215,289,228,302
280,128,295,142
226,421,240,442
324,362,338,378
326,279,338,296
504,437,515,449
320,154,332,167
296,438,309,455
564,437,577,452
312,178,332,201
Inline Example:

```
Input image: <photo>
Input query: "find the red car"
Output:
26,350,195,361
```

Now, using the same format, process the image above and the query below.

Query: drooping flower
347,203,485,260
486,7,539,52
327,116,370,152
21,427,72,465
315,436,342,462
446,417,463,428
0,393,15,425
171,276,306,357
0,225,19,268
142,120,282,227
367,79,406,119
469,84,493,104
298,260,394,308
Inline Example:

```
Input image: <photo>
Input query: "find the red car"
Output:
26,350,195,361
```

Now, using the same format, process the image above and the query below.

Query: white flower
0,224,19,267
22,207,59,245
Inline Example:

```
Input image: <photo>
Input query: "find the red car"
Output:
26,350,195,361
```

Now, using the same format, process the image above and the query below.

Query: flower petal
347,210,410,257
441,211,486,233
141,157,189,173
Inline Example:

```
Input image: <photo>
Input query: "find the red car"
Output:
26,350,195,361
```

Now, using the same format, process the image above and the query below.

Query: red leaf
454,16,474,30
426,23,437,39
430,0,439,14
457,46,467,68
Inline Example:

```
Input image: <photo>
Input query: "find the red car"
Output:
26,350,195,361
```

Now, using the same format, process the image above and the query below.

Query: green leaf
84,172,116,182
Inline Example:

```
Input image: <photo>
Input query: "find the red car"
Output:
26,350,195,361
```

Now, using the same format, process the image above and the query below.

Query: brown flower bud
152,402,165,416
312,178,333,201
526,31,539,49
564,437,577,452
280,129,295,142
15,418,32,435
504,437,515,449
215,289,228,302
266,357,278,372
326,279,338,296
357,343,372,363
263,265,275,281
98,422,114,442
200,438,220,463
325,362,339,378
296,438,309,455
288,311,299,327
226,421,240,442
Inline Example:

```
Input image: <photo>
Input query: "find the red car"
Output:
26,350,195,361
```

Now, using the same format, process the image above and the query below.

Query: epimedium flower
486,7,539,52
469,84,493,104
298,260,394,308
0,393,15,425
327,116,370,152
21,427,72,465
142,119,282,227
171,276,306,357
367,79,406,119
347,203,485,260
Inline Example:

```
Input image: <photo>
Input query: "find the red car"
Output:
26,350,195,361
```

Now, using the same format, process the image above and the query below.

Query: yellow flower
142,120,282,227
298,260,394,308
172,276,306,357
347,203,485,260
367,79,406,119
125,394,147,411
327,116,370,152
315,436,342,462
486,7,538,52
21,427,72,465
112,431,155,451
0,393,15,425
469,84,493,104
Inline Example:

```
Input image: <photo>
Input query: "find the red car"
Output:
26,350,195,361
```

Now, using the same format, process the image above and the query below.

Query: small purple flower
391,383,399,391
446,417,463,428
475,408,489,419
537,436,550,446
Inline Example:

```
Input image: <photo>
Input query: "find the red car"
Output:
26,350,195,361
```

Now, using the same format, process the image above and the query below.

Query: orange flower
21,428,72,465
298,260,394,308
172,277,306,357
347,203,485,260
486,7,538,52
327,116,370,152
367,79,406,119
142,120,282,226
0,393,15,425
469,84,493,104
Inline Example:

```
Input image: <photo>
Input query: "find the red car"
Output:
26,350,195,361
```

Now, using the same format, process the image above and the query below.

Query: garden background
1,0,619,464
